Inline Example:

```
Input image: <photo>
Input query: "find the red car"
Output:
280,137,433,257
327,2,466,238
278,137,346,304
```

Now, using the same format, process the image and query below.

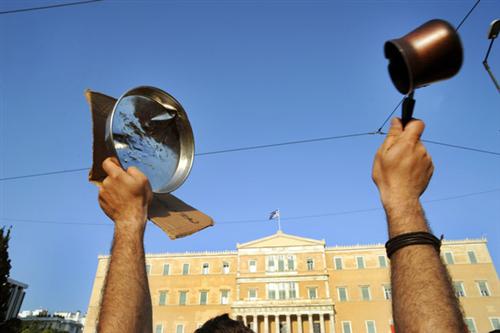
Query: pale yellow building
84,232,500,333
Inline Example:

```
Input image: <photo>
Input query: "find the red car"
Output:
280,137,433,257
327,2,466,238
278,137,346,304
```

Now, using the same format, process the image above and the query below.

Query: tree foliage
0,227,12,321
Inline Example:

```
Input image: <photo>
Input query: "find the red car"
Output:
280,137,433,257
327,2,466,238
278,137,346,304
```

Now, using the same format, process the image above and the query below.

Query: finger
127,166,148,182
102,157,125,178
402,119,425,143
382,118,403,149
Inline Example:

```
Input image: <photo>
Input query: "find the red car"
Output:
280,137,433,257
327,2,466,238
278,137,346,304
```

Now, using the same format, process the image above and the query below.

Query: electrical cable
195,132,375,156
455,0,481,32
0,131,375,181
422,139,500,157
375,131,500,157
0,0,104,15
376,98,404,133
2,130,499,181
0,168,89,182
1,187,498,227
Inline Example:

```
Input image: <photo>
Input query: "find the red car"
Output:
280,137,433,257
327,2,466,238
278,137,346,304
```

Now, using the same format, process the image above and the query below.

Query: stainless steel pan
105,86,195,193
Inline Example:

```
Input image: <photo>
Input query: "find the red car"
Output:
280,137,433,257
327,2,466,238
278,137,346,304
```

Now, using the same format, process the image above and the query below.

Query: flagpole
278,209,281,232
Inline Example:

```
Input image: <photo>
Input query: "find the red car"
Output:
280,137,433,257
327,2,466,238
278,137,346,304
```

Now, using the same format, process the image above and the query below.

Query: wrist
383,199,430,237
114,219,147,240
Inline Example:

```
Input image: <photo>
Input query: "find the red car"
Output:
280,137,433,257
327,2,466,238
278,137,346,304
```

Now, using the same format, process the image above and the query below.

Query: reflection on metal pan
105,86,195,193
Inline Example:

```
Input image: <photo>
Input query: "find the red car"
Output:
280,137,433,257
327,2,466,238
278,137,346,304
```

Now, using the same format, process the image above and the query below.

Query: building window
337,287,348,302
477,281,490,296
162,264,170,276
155,324,163,333
268,285,276,300
268,257,275,272
179,291,187,305
468,251,478,264
267,282,299,300
248,288,257,300
266,255,296,272
249,260,257,273
182,263,190,275
200,291,208,305
278,256,285,272
334,257,343,270
365,320,377,333
220,290,229,304
378,256,387,268
176,324,184,333
223,262,230,274
356,256,365,269
490,318,500,330
453,282,465,297
308,287,317,299
465,318,477,333
159,291,167,306
444,252,454,265
202,263,209,275
289,283,297,299
279,287,286,300
342,321,352,333
287,256,295,271
307,258,314,271
383,285,392,300
360,286,371,301
146,264,151,275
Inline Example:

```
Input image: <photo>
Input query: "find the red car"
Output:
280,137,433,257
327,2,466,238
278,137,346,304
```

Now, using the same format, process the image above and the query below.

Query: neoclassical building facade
84,232,500,333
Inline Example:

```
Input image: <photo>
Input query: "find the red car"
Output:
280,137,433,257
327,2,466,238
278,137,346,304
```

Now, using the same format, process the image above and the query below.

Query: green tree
0,227,12,320
0,227,21,333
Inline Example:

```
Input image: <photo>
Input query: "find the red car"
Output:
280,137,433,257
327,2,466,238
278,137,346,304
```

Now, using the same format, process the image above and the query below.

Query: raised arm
372,118,467,333
97,157,153,333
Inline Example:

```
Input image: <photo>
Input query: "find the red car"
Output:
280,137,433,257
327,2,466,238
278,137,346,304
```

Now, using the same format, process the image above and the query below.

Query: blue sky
1,0,499,313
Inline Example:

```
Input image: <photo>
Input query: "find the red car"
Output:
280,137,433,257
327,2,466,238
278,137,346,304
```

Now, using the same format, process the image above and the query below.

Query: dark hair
194,314,254,333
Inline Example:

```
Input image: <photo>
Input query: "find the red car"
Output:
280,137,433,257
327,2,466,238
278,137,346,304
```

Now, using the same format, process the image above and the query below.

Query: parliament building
84,231,500,333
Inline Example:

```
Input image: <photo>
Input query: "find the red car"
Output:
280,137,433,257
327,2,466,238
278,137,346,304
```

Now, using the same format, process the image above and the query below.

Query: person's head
194,314,254,333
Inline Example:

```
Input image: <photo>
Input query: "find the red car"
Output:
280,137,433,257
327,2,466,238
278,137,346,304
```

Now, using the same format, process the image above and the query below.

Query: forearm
98,226,152,333
385,200,467,333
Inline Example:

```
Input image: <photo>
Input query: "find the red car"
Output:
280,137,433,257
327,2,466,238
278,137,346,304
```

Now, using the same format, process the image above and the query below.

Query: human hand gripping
372,118,434,211
98,157,153,234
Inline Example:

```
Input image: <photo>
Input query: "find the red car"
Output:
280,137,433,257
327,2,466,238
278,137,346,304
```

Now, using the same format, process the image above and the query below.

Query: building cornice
96,237,488,259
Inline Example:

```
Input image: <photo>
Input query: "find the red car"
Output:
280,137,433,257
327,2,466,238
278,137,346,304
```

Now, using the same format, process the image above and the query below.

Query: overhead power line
422,139,500,157
375,131,500,156
1,130,499,182
455,0,481,32
0,167,89,182
1,187,499,227
0,131,375,181
0,0,104,15
195,132,374,156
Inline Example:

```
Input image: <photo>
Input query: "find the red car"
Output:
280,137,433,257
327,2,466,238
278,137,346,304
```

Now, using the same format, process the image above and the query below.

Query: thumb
387,118,403,136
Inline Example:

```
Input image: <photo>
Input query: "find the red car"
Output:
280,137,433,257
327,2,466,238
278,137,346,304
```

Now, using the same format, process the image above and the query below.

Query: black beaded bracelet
385,232,443,259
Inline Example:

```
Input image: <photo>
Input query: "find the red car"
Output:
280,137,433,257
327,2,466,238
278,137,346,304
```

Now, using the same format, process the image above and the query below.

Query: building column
286,315,291,333
275,315,280,333
329,313,336,333
319,314,325,333
244,316,248,327
264,315,269,333
298,315,303,333
308,314,313,333
253,315,258,333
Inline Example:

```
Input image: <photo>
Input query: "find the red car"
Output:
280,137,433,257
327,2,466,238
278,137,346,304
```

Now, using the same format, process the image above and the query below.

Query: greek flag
269,210,280,220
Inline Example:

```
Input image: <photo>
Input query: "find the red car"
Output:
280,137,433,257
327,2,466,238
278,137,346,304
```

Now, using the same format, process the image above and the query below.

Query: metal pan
105,86,195,193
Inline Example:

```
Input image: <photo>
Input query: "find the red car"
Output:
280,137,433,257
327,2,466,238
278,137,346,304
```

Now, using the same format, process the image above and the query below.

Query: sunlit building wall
84,232,500,333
